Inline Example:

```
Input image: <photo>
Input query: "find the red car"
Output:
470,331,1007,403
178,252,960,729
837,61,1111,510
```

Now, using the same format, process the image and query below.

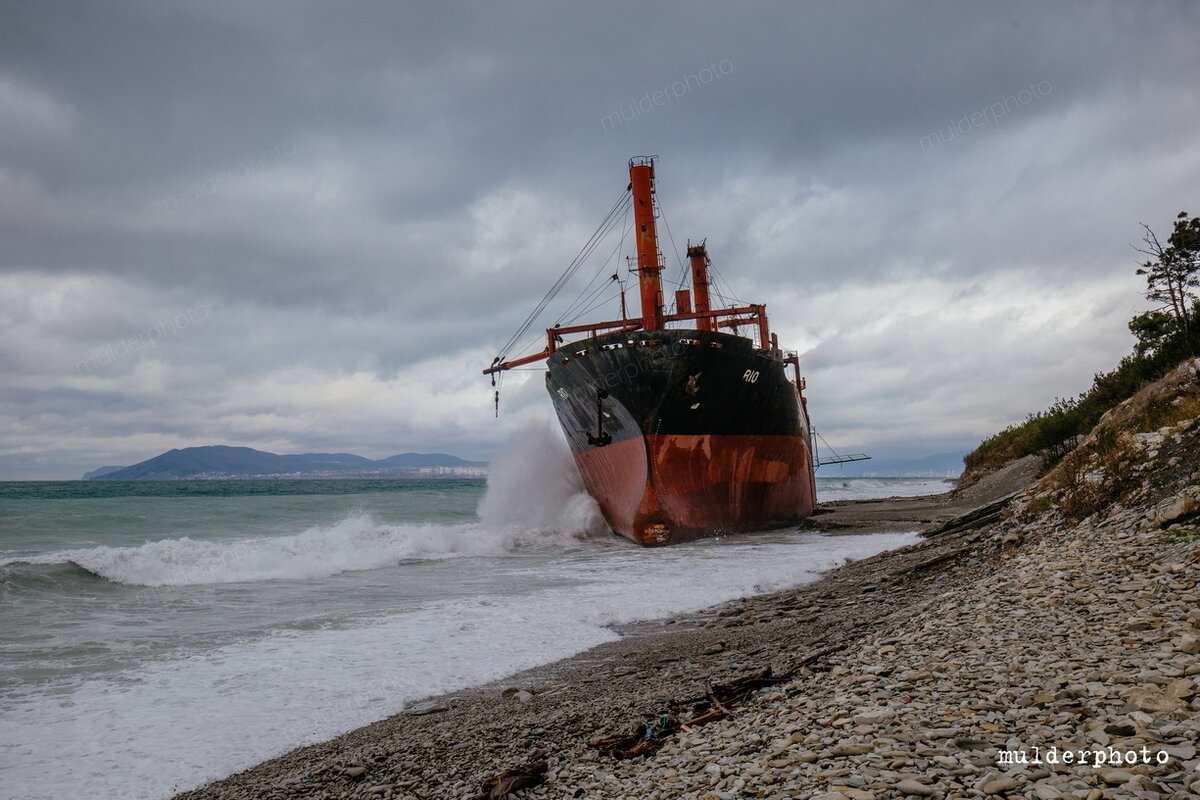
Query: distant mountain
81,465,126,480
816,451,966,478
87,445,486,480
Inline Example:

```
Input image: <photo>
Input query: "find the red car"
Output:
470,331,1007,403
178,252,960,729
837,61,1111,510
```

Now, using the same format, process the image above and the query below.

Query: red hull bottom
573,434,817,546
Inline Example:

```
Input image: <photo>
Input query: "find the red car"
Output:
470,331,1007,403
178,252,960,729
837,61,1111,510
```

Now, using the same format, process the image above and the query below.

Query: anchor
587,387,613,447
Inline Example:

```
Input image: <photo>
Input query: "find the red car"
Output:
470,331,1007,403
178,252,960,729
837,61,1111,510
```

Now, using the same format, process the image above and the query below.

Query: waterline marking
920,81,1052,151
600,60,734,131
76,303,210,375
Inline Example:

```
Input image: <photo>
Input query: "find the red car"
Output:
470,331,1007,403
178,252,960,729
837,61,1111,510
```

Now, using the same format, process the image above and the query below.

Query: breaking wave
476,417,608,538
6,517,512,586
815,476,952,502
4,420,611,588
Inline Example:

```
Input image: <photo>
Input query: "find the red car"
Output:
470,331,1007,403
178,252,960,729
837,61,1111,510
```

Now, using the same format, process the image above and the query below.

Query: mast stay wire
562,270,623,328
557,204,631,325
708,258,745,308
656,202,691,299
538,193,628,327
493,187,630,365
499,194,630,365
569,288,625,324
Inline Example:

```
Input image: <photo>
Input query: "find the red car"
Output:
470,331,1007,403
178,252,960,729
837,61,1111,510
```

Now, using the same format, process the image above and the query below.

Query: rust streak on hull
575,433,817,546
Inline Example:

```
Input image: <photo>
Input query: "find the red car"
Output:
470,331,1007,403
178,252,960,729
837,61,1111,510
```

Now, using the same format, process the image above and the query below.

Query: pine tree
1135,212,1199,355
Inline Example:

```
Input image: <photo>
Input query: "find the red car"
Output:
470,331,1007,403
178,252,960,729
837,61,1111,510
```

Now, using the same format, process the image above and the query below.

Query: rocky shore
175,363,1200,800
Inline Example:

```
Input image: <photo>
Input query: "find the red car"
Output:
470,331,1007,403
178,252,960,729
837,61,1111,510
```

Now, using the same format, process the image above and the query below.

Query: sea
0,426,950,800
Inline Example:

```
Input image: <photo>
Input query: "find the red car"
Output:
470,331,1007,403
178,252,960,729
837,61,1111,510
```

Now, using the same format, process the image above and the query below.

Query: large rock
1154,492,1200,526
1128,687,1184,713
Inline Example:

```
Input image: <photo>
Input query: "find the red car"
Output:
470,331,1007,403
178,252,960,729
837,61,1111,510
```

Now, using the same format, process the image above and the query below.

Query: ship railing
485,303,774,375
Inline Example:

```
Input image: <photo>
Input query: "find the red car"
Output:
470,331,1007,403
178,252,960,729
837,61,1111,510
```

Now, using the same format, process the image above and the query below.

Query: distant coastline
80,446,967,482
84,445,487,481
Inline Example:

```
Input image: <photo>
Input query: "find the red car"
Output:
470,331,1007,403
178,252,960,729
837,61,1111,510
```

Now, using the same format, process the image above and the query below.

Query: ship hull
546,329,816,546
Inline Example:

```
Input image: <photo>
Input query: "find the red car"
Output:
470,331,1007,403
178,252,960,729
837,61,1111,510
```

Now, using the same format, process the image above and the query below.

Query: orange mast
484,157,783,377
629,157,664,331
686,240,713,331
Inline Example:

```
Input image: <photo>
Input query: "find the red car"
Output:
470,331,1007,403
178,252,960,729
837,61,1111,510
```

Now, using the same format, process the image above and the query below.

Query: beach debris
589,643,855,760
591,644,856,760
407,704,448,716
588,714,682,759
920,493,1017,538
678,669,788,713
590,665,815,759
472,753,548,800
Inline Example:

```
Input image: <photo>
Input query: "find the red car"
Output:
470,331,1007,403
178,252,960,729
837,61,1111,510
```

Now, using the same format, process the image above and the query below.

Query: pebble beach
175,365,1200,800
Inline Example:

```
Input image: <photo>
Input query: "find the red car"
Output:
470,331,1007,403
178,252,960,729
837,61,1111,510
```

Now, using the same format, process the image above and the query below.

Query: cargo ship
485,157,818,546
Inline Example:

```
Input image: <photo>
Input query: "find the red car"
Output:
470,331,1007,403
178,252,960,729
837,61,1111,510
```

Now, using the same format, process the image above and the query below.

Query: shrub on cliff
1035,358,1200,522
963,211,1200,482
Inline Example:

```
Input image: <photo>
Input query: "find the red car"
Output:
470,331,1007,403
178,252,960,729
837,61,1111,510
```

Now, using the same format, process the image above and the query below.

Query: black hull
545,329,817,545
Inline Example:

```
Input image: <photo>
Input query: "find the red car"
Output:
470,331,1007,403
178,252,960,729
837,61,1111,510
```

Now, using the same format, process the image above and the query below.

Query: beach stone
1100,769,1136,785
979,774,1017,794
831,741,873,756
894,778,934,796
1104,720,1137,736
1161,742,1196,760
1129,687,1183,712
953,738,989,751
837,789,876,800
854,706,896,724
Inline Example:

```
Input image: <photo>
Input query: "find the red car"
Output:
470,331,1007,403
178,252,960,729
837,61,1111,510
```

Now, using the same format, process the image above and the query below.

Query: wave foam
816,476,952,502
477,418,608,540
1,530,920,800
8,516,531,587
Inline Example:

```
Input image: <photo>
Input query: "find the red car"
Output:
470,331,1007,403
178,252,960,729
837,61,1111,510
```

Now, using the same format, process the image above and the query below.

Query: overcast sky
2,1,1198,479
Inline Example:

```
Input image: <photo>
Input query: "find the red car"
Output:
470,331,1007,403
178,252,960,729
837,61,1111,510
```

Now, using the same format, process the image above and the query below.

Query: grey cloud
1,0,1198,477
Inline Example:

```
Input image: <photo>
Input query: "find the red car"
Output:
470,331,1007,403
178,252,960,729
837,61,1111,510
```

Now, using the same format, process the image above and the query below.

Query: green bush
965,212,1198,478
964,305,1200,476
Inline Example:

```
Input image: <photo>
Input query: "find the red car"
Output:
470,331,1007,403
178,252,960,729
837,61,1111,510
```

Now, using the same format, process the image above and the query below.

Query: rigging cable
556,204,632,325
814,430,842,465
499,196,630,366
492,187,630,366
656,202,691,295
569,289,625,323
562,274,622,328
